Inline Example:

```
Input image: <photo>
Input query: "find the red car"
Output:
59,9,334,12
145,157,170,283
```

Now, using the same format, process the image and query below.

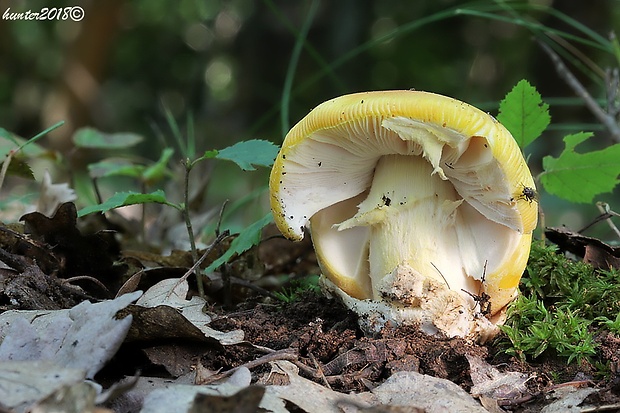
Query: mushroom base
320,266,500,343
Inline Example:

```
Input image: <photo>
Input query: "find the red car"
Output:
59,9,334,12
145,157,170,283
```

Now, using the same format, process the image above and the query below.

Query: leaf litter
1,202,620,412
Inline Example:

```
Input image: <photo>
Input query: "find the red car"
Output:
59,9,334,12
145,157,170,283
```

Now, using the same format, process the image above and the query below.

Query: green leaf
88,160,145,179
205,213,273,272
143,148,174,184
1,157,35,180
77,189,177,217
201,149,219,159
88,149,174,183
497,79,550,149
73,127,143,149
541,132,620,203
214,139,279,171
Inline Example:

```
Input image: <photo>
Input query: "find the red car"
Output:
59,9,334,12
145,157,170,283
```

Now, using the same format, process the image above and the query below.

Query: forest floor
1,202,620,412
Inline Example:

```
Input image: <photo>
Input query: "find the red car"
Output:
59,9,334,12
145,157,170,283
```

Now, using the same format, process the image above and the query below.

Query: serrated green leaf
1,157,35,180
541,132,620,203
215,139,279,171
497,79,550,148
73,127,143,149
77,189,176,216
205,213,273,272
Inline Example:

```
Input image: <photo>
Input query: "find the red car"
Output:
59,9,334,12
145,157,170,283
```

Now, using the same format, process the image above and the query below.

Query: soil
201,294,620,412
2,204,620,412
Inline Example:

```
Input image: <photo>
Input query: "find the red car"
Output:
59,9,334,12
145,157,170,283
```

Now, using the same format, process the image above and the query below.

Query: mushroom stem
337,154,479,305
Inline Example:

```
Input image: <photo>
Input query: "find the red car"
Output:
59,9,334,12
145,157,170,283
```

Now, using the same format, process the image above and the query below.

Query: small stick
199,348,298,385
577,202,620,240
596,202,620,240
309,352,331,389
538,40,620,142
168,230,230,299
581,404,620,412
63,275,110,294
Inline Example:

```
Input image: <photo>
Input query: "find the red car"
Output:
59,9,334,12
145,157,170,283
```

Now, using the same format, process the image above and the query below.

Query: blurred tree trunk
44,0,124,152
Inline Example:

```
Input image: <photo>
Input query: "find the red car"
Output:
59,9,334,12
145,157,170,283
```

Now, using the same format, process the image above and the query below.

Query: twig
496,393,537,407
169,230,230,298
538,40,620,142
596,202,620,240
581,404,620,412
215,199,228,237
578,203,620,240
606,67,620,117
200,348,298,385
228,275,281,300
63,275,110,294
309,352,331,390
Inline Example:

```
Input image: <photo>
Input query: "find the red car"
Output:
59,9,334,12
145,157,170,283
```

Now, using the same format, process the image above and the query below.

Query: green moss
273,274,321,304
499,241,620,365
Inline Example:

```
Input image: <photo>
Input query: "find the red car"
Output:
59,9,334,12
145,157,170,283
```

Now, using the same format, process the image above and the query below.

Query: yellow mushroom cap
269,90,537,337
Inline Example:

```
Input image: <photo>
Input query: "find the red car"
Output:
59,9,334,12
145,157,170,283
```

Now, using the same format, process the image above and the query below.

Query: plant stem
182,158,201,295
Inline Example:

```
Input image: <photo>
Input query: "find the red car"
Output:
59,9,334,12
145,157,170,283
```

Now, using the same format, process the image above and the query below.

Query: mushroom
269,90,537,339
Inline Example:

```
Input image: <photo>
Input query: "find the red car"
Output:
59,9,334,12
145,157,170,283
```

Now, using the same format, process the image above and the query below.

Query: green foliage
77,136,280,287
200,139,280,171
499,80,620,204
0,122,65,191
72,127,143,149
541,132,620,203
142,148,175,184
81,139,279,216
273,274,321,303
499,242,620,365
88,159,145,180
88,148,174,185
497,79,550,149
77,189,176,217
597,313,620,335
0,128,47,158
205,213,273,273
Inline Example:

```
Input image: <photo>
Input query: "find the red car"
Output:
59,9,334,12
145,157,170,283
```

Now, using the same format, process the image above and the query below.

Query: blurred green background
0,0,619,236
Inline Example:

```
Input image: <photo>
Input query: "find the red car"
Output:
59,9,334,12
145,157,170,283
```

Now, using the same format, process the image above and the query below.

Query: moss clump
499,241,620,365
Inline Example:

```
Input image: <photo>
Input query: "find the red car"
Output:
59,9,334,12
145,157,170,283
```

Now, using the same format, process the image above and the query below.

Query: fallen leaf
265,360,372,413
142,343,204,377
190,386,265,413
135,278,244,345
545,227,620,270
370,370,487,413
138,379,287,413
541,385,597,413
0,291,141,378
0,360,85,412
30,381,101,413
466,354,530,400
20,202,119,281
